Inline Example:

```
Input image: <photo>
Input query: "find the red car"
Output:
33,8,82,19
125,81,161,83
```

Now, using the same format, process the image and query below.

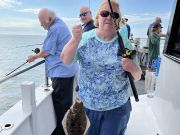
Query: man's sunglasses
100,10,120,19
79,12,89,17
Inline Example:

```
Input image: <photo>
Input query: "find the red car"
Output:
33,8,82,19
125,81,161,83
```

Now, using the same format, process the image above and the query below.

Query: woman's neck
96,28,116,41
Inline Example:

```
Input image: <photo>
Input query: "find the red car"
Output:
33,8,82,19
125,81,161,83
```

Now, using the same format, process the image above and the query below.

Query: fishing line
15,43,43,48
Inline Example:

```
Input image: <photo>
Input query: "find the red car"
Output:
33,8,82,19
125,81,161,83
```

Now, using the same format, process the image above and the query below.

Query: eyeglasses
79,12,89,17
100,10,120,19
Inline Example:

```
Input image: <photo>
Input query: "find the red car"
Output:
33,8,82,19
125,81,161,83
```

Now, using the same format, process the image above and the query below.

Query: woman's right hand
72,24,83,43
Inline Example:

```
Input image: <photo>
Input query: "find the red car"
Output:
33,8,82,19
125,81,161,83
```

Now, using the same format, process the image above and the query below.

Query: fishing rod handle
127,72,139,102
117,32,139,102
108,0,139,101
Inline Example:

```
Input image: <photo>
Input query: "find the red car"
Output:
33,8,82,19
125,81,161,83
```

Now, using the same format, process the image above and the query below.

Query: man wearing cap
147,23,164,71
147,17,162,37
79,6,96,32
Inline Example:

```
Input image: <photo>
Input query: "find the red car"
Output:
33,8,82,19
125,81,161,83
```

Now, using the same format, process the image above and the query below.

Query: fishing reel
118,48,136,59
32,48,40,54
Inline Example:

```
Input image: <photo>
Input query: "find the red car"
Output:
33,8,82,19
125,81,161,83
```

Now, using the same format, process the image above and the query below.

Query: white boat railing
0,59,56,135
0,81,56,135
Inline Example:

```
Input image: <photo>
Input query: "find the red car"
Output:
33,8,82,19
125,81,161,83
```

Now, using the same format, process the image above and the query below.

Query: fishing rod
89,0,90,10
108,0,139,102
5,48,40,76
0,60,45,85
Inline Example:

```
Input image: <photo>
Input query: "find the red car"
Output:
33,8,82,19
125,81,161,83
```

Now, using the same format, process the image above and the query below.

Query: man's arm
159,32,166,37
27,50,49,62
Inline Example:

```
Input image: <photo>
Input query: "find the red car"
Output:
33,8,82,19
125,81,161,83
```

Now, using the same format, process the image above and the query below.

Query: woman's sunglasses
100,10,120,19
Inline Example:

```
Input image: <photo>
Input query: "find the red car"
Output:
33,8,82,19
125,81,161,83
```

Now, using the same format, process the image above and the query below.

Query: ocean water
0,34,45,116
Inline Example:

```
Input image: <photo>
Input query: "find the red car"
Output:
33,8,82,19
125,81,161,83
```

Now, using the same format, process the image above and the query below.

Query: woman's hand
121,58,142,81
121,58,135,72
61,24,83,64
72,24,83,43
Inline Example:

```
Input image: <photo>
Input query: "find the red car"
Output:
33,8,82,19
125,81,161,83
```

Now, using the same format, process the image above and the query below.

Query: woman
120,18,129,38
61,0,142,135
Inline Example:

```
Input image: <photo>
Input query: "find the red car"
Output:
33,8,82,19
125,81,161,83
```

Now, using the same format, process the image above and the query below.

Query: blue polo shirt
43,18,78,77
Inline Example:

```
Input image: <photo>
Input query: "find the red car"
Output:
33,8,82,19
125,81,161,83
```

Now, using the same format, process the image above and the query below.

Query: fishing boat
0,0,179,134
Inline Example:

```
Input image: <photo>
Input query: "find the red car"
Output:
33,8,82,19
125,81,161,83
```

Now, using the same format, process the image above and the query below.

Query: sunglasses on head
79,12,89,17
100,10,120,19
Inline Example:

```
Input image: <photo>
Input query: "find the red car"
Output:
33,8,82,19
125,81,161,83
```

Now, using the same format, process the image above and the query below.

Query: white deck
126,95,161,135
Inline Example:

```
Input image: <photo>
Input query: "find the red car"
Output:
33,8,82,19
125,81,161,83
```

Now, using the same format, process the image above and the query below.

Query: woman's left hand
121,58,142,81
121,58,135,72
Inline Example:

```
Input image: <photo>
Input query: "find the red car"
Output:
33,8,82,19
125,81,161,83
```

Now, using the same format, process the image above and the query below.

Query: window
164,0,180,62
172,26,180,57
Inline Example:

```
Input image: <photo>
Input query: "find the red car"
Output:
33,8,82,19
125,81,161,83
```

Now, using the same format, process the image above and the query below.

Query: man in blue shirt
27,8,78,135
79,6,96,32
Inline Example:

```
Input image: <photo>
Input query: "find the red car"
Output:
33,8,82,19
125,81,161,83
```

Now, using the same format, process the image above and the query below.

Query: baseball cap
152,23,163,28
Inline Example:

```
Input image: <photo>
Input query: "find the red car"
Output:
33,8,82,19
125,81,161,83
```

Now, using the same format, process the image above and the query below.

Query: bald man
79,6,96,32
27,8,78,135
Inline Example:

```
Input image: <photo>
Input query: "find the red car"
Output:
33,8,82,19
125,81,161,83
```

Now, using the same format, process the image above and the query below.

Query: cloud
0,0,22,8
0,12,172,37
61,17,79,22
0,19,45,35
0,18,39,28
1,15,79,28
0,16,80,35
122,12,172,38
61,17,80,29
17,8,40,15
123,12,171,25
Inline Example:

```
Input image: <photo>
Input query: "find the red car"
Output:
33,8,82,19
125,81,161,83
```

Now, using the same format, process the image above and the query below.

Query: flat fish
62,98,90,135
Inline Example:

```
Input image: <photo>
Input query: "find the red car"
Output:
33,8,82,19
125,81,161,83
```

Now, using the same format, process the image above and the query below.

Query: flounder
62,98,90,135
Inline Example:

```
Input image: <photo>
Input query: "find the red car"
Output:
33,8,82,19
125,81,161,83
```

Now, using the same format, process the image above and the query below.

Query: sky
0,0,174,38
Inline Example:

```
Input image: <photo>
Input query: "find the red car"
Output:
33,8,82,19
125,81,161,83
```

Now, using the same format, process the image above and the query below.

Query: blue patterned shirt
74,29,134,111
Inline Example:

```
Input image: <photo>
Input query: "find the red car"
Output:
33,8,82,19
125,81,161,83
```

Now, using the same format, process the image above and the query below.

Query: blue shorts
85,99,132,135
147,58,158,70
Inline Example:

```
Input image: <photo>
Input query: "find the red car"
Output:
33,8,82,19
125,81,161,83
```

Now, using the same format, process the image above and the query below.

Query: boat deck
125,74,162,135
126,95,161,135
